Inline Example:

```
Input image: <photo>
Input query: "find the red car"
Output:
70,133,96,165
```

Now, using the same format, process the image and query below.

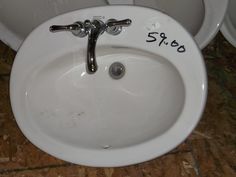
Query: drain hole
102,145,112,149
109,62,125,80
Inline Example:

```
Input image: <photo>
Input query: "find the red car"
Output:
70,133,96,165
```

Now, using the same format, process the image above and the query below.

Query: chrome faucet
49,18,132,74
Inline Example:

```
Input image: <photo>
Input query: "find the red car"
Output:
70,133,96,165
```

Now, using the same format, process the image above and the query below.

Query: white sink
10,6,207,167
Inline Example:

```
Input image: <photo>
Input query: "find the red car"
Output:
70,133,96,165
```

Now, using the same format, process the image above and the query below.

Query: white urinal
0,0,228,50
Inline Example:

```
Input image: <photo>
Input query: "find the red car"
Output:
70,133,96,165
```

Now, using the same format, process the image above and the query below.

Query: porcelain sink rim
10,6,207,167
194,0,228,49
220,0,236,48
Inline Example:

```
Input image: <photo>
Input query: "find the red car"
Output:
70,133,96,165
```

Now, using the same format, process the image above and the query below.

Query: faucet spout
86,20,105,74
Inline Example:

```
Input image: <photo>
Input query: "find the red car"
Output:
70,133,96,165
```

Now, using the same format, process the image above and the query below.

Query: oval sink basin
25,47,185,149
10,6,207,167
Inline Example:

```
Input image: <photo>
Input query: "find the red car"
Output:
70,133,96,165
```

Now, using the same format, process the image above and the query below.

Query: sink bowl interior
24,46,185,150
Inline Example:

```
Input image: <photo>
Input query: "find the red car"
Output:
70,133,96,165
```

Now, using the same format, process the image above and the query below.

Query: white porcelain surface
109,0,204,36
10,6,207,167
0,0,107,50
109,0,228,49
0,0,228,50
221,0,236,47
195,0,228,48
107,0,134,5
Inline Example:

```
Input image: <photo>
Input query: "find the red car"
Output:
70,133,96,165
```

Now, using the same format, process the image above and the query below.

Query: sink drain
109,62,125,80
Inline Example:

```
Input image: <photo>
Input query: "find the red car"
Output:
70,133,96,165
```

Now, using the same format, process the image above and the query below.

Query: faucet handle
106,19,132,27
106,19,132,35
49,24,78,32
49,22,87,37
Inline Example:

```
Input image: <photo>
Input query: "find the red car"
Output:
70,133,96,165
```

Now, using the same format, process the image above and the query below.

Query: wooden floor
0,33,235,177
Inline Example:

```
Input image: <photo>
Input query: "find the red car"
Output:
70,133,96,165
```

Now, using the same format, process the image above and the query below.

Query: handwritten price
146,32,186,53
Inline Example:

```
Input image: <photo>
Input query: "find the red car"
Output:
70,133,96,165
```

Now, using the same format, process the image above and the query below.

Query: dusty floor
0,33,235,177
